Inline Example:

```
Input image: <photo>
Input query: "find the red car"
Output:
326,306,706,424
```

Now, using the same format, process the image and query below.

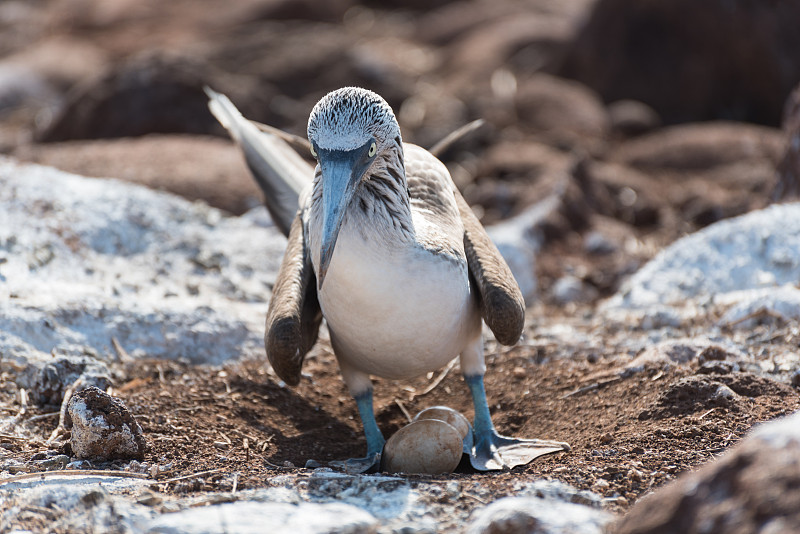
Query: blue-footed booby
207,86,569,471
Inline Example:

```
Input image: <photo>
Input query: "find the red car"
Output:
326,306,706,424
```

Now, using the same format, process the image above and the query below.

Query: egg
413,406,471,440
381,419,463,474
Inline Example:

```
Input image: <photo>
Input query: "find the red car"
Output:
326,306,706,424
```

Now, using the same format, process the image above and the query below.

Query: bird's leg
329,389,384,474
460,337,570,471
354,389,386,456
330,354,384,473
465,372,514,467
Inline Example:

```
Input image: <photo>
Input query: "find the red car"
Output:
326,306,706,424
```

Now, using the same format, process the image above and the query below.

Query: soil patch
7,308,796,517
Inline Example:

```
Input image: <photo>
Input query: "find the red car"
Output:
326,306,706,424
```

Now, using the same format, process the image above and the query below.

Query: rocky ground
1,0,800,533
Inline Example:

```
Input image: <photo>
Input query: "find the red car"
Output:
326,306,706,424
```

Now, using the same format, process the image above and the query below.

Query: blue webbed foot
465,373,569,471
470,427,570,471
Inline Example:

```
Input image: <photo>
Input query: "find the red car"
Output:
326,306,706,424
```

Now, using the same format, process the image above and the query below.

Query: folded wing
454,191,525,346
264,213,322,385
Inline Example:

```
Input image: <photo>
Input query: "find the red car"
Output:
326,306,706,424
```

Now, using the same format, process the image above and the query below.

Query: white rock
718,286,800,327
515,479,604,509
0,480,153,533
145,501,377,534
303,471,420,522
606,203,800,310
749,410,800,449
0,158,286,364
466,495,612,534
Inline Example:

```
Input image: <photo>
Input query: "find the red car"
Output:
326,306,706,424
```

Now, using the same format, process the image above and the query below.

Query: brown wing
265,211,322,385
454,190,525,346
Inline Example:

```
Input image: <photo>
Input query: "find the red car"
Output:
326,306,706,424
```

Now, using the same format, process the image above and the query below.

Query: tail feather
205,87,313,236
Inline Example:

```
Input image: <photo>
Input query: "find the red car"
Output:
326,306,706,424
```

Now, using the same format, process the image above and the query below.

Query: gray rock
614,410,800,534
551,275,598,305
466,495,611,534
583,230,618,255
145,501,377,534
24,353,111,406
624,339,736,373
68,386,147,461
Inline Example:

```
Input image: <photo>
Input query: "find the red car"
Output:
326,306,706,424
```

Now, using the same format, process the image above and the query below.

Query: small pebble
628,468,643,482
7,464,30,474
604,495,628,507
446,481,461,499
584,231,617,255
137,489,164,506
33,454,70,471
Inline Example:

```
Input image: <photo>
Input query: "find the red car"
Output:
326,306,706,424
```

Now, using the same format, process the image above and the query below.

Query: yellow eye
310,144,317,158
368,142,377,157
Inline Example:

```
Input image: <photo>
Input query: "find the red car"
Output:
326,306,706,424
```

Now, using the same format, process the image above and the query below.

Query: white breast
315,228,479,380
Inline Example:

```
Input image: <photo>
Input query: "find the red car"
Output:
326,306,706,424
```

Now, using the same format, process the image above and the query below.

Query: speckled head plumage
307,87,401,151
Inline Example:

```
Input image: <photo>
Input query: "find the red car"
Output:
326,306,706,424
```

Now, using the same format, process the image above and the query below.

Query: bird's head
307,87,401,288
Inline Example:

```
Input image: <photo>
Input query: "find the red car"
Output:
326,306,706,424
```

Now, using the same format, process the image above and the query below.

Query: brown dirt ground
6,303,797,519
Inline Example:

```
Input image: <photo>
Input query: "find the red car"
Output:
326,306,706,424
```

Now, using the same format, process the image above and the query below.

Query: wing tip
205,85,243,137
482,284,525,346
265,316,303,384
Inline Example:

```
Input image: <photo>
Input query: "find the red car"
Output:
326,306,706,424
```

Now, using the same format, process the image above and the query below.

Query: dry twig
263,458,296,470
0,433,28,441
156,468,223,484
46,379,81,446
0,388,29,433
560,376,622,399
395,399,413,423
111,336,132,362
429,119,485,158
24,412,59,423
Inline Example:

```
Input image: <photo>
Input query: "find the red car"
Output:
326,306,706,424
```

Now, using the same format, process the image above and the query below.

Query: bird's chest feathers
311,220,475,379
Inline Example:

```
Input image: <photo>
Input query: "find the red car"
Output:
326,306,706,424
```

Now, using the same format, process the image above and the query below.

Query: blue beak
317,141,374,289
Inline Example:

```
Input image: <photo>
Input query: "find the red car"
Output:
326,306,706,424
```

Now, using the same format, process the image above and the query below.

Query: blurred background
1,0,798,301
